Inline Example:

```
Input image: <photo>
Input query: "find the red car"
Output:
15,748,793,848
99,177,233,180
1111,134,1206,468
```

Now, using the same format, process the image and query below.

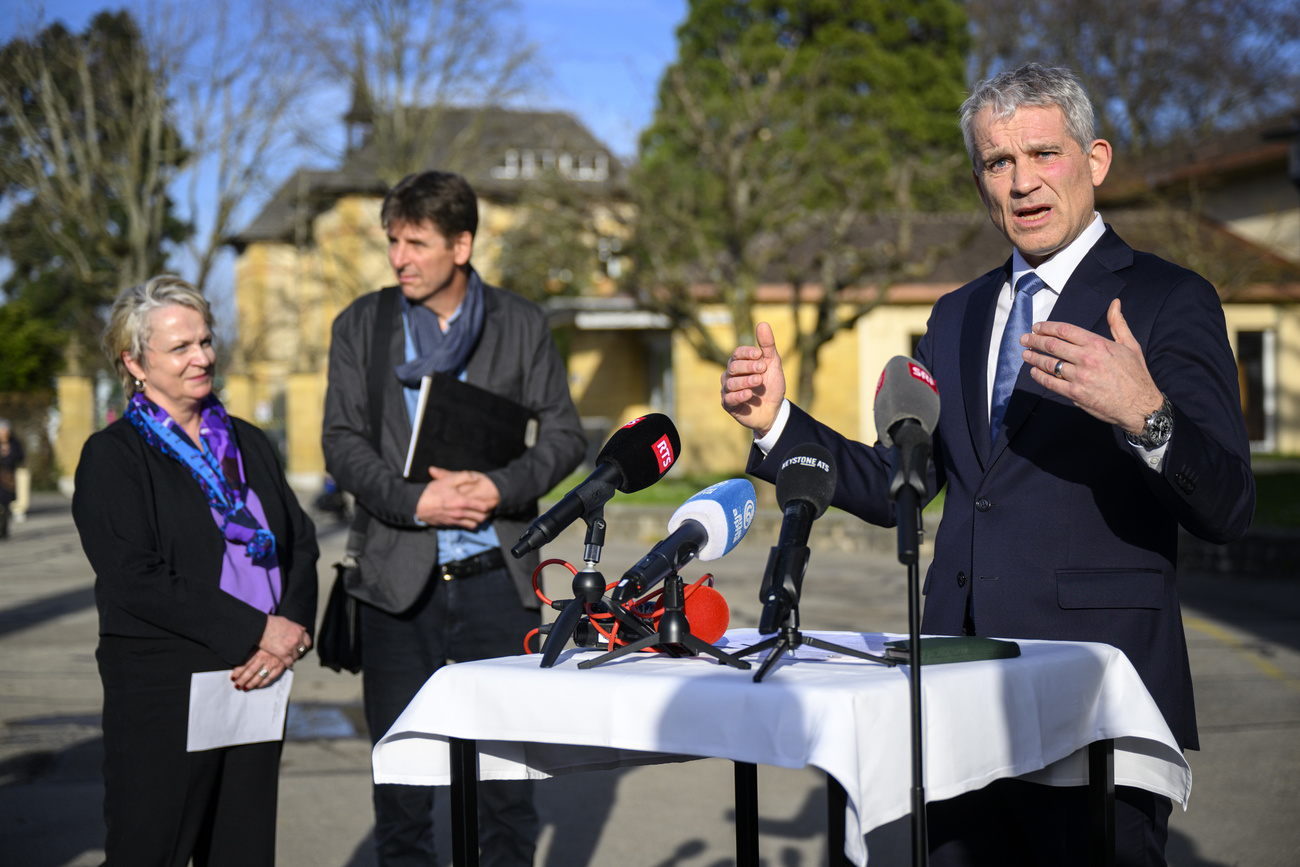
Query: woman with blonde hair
72,275,318,866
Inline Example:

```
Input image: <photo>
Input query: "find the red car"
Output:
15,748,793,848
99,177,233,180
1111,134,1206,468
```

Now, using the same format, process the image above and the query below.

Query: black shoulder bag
319,287,399,673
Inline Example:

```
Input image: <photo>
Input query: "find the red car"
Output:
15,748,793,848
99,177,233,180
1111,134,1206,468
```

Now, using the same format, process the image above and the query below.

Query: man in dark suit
720,63,1254,866
323,171,585,867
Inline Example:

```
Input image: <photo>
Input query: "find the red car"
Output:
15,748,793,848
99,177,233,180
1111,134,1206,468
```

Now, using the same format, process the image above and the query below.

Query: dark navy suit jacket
750,227,1255,750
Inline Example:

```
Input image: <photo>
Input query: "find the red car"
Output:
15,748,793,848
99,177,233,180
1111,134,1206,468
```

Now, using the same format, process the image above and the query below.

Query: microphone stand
538,508,653,668
733,544,896,683
578,569,751,670
889,421,931,867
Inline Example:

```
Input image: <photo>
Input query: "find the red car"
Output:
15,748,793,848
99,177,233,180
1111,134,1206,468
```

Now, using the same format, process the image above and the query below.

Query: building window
1237,330,1275,450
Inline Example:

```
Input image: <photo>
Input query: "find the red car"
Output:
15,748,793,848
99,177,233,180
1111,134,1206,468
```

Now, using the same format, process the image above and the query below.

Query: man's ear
1088,138,1113,188
452,231,474,267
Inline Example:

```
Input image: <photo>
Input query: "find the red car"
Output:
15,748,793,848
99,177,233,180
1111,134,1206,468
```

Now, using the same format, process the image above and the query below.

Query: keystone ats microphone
511,414,681,558
758,444,837,634
610,479,757,606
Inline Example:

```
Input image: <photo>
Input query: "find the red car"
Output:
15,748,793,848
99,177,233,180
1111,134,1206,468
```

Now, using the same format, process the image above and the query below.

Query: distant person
721,63,1255,866
322,170,585,867
0,419,23,539
72,276,319,866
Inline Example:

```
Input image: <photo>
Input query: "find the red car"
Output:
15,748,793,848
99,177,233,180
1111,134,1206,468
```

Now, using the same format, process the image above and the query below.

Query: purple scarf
125,393,282,613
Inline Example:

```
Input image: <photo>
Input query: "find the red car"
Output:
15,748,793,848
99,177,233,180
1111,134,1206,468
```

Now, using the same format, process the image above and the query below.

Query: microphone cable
524,556,720,654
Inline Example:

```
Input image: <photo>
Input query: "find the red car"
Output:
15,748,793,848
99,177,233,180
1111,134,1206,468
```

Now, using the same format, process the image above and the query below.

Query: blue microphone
610,479,757,605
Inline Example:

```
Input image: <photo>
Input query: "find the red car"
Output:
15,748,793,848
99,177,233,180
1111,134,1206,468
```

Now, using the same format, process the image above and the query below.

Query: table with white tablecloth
373,630,1190,866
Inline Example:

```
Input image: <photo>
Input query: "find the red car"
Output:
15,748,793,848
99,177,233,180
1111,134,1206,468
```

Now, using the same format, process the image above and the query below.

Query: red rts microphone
511,413,681,557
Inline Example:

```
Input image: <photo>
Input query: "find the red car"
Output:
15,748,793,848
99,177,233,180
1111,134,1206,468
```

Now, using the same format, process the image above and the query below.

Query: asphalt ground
1,491,1298,866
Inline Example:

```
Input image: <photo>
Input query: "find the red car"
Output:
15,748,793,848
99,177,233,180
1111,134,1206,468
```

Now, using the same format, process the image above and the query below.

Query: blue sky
5,0,688,159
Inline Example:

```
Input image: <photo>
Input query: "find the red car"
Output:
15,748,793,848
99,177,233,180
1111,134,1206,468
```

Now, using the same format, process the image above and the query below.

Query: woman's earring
134,378,145,390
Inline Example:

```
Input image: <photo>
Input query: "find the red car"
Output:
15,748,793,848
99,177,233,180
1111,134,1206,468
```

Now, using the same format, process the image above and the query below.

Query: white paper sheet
186,669,293,752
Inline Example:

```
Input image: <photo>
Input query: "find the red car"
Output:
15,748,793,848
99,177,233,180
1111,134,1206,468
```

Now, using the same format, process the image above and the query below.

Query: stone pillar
55,374,95,496
285,371,327,493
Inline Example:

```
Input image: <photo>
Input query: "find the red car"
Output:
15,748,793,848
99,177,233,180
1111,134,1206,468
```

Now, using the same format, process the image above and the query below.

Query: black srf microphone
511,413,681,558
758,444,837,634
872,356,939,500
872,356,939,564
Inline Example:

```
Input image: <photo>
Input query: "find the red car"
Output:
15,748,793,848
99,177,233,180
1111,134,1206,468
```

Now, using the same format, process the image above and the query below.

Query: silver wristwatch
1125,394,1174,449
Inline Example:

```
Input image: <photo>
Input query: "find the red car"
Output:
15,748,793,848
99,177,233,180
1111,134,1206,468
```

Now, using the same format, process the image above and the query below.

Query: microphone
758,444,837,634
511,414,681,558
610,478,757,605
872,356,939,501
873,356,939,564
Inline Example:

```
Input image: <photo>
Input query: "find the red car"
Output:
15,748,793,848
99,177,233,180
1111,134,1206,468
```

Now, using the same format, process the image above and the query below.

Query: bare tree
0,9,184,337
967,0,1300,157
147,0,320,298
283,0,541,183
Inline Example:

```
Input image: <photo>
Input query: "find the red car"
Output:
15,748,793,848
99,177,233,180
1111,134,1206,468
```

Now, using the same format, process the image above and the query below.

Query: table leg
1088,739,1115,867
450,737,480,867
827,774,851,867
734,761,759,866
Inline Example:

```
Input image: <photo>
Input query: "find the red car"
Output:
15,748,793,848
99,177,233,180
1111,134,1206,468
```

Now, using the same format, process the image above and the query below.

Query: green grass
1252,468,1300,529
542,470,738,506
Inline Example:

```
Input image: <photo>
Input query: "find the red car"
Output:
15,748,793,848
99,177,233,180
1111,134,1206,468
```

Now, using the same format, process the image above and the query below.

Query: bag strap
345,286,401,555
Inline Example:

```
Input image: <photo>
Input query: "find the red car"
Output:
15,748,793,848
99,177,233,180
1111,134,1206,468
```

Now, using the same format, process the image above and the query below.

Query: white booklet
186,669,294,752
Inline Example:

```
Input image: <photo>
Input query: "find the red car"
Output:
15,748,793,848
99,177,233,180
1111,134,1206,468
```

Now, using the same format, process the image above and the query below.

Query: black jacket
73,417,318,667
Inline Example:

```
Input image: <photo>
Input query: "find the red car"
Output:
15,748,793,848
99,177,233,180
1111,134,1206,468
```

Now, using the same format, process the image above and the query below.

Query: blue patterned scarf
125,393,276,560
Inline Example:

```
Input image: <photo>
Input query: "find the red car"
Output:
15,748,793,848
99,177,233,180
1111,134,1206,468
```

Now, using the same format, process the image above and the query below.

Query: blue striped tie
990,272,1047,445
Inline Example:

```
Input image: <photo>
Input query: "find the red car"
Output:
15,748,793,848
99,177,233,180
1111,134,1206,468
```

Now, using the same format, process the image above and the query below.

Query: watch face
1143,402,1174,447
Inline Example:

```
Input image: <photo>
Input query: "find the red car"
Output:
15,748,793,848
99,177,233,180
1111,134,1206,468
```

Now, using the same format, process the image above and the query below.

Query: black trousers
360,564,541,867
97,635,284,867
927,778,1172,867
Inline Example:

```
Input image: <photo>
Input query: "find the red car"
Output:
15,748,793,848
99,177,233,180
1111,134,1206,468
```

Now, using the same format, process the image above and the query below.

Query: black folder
402,372,539,479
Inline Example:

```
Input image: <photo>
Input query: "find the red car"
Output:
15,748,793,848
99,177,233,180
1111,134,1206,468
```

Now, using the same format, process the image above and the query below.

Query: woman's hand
232,648,288,691
231,614,311,690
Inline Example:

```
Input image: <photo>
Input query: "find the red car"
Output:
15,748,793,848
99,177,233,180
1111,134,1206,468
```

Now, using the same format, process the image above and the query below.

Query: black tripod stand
537,508,653,668
578,569,750,670
732,543,896,682
737,609,897,682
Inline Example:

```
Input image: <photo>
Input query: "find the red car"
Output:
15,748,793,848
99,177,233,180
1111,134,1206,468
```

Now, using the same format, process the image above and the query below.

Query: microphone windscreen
873,356,940,446
774,443,837,518
596,413,681,494
666,478,757,561
682,583,729,644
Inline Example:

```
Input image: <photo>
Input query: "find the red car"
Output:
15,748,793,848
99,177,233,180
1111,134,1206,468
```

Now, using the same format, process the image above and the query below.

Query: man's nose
1011,164,1040,194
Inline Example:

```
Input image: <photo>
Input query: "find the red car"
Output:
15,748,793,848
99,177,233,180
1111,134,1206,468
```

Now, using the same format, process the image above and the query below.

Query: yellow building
226,106,633,489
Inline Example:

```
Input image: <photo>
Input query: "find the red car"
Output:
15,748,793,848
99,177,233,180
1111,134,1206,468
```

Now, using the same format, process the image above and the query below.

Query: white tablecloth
373,630,1190,866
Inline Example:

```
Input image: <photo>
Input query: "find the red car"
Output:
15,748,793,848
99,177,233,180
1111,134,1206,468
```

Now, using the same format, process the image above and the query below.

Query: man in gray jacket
323,170,585,867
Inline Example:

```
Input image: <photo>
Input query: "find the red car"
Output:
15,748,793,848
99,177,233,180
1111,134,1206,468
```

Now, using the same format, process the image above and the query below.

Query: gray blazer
322,282,586,613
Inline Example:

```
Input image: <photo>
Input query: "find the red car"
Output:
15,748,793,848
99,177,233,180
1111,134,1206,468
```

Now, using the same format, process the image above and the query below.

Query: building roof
231,106,628,249
1100,110,1300,204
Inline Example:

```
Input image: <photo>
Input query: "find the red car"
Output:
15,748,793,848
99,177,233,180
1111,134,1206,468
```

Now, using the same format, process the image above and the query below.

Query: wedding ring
297,644,307,655
258,668,270,678
1053,359,1065,378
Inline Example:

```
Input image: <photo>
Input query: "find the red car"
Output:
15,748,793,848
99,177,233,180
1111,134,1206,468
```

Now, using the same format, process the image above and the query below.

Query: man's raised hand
720,322,786,437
